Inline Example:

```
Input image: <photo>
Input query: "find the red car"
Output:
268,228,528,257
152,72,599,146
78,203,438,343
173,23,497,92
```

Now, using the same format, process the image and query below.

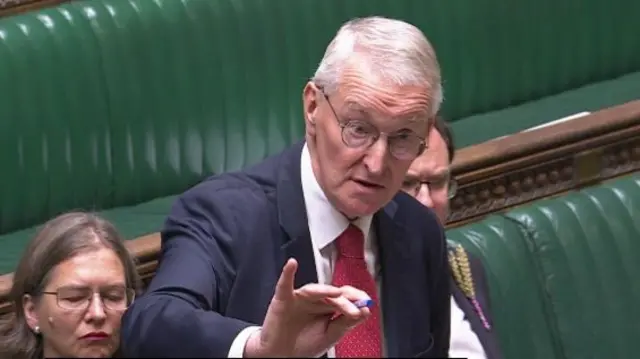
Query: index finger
273,258,298,301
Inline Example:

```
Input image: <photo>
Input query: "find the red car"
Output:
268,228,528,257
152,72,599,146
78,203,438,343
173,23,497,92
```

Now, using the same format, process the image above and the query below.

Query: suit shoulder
169,170,276,226
180,141,300,203
392,191,442,234
179,172,261,200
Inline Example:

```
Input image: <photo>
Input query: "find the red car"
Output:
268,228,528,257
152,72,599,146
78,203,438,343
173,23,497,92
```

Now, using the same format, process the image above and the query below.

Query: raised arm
120,185,253,357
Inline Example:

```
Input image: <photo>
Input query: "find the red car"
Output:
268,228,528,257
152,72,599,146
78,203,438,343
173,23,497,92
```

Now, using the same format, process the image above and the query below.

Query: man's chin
337,196,389,219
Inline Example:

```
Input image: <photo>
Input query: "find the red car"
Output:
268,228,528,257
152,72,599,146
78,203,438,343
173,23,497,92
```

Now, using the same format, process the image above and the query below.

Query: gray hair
312,16,443,117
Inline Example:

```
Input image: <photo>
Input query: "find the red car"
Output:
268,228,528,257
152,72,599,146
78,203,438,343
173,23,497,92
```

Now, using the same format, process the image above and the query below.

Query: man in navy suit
121,16,450,358
403,116,502,359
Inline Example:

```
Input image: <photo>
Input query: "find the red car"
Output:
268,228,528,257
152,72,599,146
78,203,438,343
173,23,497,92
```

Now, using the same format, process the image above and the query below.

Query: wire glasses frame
41,287,136,311
318,86,428,161
405,177,458,199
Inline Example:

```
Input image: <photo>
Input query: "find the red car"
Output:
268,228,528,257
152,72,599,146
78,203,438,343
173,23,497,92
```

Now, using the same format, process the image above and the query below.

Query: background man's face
403,127,451,223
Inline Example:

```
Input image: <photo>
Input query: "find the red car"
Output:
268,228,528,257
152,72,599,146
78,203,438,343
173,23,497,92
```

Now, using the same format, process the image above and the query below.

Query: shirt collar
300,143,373,251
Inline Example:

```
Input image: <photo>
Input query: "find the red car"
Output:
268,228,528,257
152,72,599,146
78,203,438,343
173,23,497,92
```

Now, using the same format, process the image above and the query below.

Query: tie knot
335,224,365,259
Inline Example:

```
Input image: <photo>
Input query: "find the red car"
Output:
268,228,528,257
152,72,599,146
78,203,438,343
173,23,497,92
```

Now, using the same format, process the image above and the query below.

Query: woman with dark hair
0,211,141,358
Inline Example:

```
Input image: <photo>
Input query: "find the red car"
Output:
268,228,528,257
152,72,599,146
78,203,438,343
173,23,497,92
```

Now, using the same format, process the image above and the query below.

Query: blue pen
353,298,374,308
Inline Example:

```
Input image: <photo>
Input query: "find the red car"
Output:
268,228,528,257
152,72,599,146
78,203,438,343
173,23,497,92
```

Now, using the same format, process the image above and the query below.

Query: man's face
302,66,433,218
404,127,451,223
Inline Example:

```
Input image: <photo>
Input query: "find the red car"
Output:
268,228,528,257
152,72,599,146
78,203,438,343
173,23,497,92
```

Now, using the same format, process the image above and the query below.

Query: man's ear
23,294,39,331
302,81,320,137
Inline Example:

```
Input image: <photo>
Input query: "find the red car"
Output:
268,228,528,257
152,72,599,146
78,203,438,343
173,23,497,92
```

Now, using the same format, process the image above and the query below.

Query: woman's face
23,247,129,358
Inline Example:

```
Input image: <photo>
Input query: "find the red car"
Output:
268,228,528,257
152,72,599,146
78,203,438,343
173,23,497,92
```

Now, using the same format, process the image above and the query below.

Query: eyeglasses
403,177,458,199
42,286,136,311
319,87,427,161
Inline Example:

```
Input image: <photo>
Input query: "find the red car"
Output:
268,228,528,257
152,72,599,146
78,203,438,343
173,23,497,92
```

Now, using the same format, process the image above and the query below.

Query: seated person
0,212,141,358
403,116,502,359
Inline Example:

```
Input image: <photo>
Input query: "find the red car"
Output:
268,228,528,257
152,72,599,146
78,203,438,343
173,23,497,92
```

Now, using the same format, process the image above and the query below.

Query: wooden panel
2,100,640,317
0,0,68,18
448,99,640,227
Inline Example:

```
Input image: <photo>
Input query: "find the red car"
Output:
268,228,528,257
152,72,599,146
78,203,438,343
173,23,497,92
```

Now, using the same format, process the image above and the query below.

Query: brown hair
433,115,456,163
0,212,141,359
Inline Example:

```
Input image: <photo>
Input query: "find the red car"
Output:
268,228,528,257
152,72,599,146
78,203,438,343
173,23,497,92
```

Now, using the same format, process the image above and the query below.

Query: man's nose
416,184,434,208
363,137,388,175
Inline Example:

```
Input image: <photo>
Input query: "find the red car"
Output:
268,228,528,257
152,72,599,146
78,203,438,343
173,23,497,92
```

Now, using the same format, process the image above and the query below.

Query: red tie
332,224,383,358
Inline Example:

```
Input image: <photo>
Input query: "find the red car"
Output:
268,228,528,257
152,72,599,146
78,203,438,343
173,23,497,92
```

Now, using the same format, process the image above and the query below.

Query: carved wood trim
0,0,68,18
447,99,640,227
2,100,640,317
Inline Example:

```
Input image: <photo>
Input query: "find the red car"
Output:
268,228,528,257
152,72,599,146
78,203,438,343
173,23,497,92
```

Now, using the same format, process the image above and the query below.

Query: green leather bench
1,0,640,274
447,173,640,359
447,216,563,359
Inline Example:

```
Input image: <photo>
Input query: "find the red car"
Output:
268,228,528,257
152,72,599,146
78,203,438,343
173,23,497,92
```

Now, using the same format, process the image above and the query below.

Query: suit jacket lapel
375,201,422,357
276,141,318,289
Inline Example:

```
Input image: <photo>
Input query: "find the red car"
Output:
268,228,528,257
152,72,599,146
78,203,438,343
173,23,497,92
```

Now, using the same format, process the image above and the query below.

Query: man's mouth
353,178,384,189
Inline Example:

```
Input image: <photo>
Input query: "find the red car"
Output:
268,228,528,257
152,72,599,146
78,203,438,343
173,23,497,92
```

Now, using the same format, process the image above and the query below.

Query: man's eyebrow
344,103,423,123
344,102,367,112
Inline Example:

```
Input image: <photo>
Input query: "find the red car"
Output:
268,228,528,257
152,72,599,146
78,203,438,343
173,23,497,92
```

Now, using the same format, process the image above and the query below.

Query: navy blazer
451,252,503,359
120,141,451,358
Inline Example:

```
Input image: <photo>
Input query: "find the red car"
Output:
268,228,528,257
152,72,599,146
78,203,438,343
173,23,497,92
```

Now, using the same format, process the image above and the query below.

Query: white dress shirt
449,297,487,359
228,143,484,358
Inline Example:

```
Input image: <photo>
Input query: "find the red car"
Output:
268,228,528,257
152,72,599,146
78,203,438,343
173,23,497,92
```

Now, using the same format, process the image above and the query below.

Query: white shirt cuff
228,326,262,358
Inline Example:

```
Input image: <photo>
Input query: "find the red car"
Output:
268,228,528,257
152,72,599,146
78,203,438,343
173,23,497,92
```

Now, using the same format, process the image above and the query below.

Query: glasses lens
342,121,376,148
389,135,423,160
56,287,135,311
102,288,135,311
56,288,92,310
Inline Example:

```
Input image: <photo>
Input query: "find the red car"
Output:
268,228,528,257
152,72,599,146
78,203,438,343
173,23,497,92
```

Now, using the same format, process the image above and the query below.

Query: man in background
403,116,502,359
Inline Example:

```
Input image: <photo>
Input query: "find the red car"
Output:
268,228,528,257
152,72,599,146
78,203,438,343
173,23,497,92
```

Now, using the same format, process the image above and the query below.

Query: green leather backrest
506,174,640,359
446,216,563,359
2,0,640,234
0,7,112,234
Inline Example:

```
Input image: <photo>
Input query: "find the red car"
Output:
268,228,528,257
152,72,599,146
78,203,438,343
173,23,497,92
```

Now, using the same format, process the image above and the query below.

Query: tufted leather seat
1,0,640,273
505,174,640,359
447,216,563,359
447,173,640,358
